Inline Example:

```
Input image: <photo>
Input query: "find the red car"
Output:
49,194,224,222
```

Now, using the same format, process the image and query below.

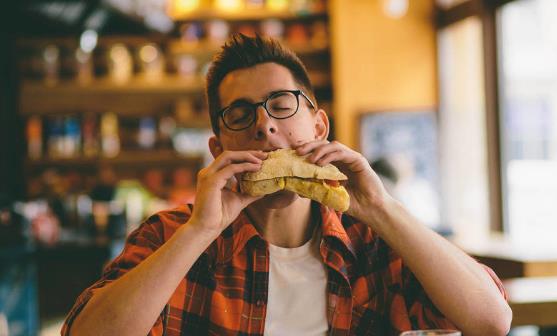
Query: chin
256,190,299,209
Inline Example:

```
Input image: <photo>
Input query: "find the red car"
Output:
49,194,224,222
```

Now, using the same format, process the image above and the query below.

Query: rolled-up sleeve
400,261,508,330
399,262,459,330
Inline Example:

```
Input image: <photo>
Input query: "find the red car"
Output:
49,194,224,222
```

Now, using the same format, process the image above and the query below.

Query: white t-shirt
263,229,329,335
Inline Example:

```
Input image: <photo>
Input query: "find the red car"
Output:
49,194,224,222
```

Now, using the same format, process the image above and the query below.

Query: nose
253,105,277,140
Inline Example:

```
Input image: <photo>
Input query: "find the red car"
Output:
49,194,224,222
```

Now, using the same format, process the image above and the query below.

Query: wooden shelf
169,8,327,22
19,72,330,115
19,76,204,115
25,150,204,168
21,75,204,95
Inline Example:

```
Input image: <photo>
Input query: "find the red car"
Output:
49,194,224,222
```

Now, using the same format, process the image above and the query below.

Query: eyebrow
224,89,294,107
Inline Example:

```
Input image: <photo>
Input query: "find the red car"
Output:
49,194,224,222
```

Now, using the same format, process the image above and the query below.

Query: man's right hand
189,150,268,236
68,150,268,336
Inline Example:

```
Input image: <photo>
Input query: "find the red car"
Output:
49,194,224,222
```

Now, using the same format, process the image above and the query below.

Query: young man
63,35,511,336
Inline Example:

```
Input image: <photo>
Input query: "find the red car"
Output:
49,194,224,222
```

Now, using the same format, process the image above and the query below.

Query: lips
262,148,280,152
261,146,284,152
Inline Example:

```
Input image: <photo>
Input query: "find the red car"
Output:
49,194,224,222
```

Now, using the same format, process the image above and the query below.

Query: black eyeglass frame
218,89,317,131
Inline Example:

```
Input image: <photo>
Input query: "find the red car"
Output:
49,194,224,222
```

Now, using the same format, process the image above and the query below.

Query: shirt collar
213,202,357,265
319,204,357,258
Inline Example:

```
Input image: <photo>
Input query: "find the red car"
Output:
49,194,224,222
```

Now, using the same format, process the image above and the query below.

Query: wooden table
452,235,557,327
503,277,557,327
451,234,557,279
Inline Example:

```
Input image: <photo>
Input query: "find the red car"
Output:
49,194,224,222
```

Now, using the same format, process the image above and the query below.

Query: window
498,0,557,243
437,17,491,239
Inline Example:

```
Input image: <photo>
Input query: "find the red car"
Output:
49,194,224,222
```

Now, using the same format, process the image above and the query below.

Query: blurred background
0,0,556,335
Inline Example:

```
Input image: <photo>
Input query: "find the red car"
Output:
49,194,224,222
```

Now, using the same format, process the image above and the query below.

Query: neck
246,196,316,248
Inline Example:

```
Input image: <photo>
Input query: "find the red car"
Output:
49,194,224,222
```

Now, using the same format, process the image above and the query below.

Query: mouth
261,146,284,153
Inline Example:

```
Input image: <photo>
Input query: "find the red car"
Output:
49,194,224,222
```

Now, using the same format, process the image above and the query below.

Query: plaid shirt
62,202,507,335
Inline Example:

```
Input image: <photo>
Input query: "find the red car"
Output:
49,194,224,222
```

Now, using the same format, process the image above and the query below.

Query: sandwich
240,148,350,212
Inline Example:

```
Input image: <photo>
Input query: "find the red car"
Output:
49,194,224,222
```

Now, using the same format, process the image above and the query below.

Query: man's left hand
295,140,391,225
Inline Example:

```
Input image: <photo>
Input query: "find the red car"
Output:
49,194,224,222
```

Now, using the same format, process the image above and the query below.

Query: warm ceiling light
215,0,243,11
383,0,408,19
267,0,289,12
170,0,200,17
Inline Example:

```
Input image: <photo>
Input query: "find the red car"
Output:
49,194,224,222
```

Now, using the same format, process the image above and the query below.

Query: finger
295,140,329,155
214,162,262,183
205,162,261,190
307,142,344,163
250,150,269,160
208,151,266,174
314,149,343,166
318,149,368,173
316,149,361,167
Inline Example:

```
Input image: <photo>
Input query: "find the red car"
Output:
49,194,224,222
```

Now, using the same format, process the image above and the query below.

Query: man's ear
208,136,223,159
314,108,330,140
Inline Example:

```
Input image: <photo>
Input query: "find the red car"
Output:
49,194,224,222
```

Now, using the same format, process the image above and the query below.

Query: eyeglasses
218,89,316,131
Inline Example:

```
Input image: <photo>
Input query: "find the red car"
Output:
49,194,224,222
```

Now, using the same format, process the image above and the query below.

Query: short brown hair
205,34,314,135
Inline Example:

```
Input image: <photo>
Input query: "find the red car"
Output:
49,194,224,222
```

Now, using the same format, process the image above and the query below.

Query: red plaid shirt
62,202,507,335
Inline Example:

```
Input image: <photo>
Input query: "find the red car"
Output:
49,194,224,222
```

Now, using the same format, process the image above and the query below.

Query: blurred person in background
372,154,441,230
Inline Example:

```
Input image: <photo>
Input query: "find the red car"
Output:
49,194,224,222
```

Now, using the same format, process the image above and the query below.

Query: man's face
211,62,329,153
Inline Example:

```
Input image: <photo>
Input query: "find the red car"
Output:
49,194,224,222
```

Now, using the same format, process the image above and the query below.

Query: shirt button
256,300,264,306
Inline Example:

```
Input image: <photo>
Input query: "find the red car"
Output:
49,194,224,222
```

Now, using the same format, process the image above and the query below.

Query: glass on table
400,330,461,336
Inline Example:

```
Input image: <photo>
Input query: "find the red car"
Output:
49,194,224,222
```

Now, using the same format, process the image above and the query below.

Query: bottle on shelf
62,117,81,158
137,117,157,149
101,113,121,158
76,29,98,84
205,19,230,46
26,116,42,160
159,114,177,149
179,22,203,45
82,114,99,157
175,54,198,79
260,19,285,39
47,117,65,158
75,47,94,84
107,43,133,84
138,43,165,80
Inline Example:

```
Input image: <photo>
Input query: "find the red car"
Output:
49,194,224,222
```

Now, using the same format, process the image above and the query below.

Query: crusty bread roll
240,149,350,212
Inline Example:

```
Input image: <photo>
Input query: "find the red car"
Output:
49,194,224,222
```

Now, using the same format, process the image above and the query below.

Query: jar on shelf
107,43,133,83
138,43,165,80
